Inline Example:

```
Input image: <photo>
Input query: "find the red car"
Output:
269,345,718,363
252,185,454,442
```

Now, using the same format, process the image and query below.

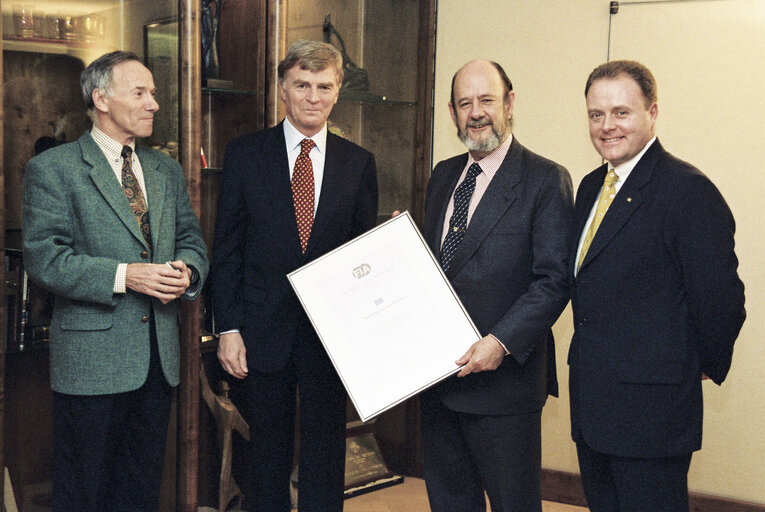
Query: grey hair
80,50,143,110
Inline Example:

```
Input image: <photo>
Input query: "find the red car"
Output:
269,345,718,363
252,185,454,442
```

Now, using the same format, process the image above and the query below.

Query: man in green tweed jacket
22,51,208,512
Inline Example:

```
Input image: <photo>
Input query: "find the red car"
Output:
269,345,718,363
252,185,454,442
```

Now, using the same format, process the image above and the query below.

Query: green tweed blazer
22,131,209,395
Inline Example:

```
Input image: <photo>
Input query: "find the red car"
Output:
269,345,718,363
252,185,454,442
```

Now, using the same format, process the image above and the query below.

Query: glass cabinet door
274,0,433,226
2,0,180,246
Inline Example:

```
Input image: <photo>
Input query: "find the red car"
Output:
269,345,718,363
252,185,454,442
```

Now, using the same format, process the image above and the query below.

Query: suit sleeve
351,152,378,236
670,173,745,384
170,159,209,299
491,164,574,364
22,156,120,306
211,140,249,332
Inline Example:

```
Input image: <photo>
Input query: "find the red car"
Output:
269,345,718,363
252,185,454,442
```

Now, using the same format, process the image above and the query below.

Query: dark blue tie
440,162,482,271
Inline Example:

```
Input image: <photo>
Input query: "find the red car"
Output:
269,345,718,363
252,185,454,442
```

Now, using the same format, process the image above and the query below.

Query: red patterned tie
292,138,315,252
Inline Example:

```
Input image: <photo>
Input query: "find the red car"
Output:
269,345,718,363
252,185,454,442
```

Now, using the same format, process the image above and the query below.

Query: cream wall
434,0,765,503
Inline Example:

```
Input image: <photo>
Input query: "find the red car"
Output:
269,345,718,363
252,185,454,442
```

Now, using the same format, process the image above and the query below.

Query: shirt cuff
114,263,127,294
221,329,241,334
489,333,510,356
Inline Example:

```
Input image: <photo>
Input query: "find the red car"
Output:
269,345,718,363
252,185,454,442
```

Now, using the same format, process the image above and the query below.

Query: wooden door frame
177,0,202,510
0,3,6,505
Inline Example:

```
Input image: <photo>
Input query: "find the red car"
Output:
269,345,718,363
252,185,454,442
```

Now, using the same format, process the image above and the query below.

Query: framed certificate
288,211,480,421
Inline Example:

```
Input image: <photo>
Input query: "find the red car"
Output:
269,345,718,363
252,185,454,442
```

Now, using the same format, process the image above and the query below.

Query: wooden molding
0,12,6,508
540,468,588,506
411,0,436,227
541,469,765,512
177,0,202,510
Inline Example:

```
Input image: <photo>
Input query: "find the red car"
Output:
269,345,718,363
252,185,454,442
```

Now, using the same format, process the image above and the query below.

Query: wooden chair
200,364,250,512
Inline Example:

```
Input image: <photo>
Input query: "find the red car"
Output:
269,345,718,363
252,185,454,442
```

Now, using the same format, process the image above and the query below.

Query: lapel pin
627,197,632,202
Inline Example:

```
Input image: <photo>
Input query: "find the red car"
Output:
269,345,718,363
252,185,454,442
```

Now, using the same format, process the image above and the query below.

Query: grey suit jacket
23,131,209,395
422,137,573,415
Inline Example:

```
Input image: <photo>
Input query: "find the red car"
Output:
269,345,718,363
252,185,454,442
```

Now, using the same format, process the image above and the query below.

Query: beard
458,118,509,154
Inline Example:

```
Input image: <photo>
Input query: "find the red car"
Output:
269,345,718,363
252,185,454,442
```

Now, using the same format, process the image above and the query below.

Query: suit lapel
445,138,522,277
570,164,607,273
82,134,148,250
260,124,304,257
305,133,344,257
136,146,166,252
578,140,664,271
425,156,466,256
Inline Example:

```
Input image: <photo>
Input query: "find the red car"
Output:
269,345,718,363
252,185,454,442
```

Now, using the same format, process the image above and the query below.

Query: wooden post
177,0,202,509
0,6,7,505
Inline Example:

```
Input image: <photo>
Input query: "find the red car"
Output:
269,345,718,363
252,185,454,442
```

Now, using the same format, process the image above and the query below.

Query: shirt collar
91,125,135,161
283,117,328,155
610,136,657,182
466,133,513,180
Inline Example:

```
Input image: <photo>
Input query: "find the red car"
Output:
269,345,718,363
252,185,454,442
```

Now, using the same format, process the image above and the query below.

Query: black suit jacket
422,137,573,415
569,139,745,458
211,122,378,371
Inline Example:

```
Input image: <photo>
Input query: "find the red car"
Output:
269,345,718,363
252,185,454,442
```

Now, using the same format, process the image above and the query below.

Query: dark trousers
421,392,543,512
52,319,173,512
244,331,347,512
576,439,692,512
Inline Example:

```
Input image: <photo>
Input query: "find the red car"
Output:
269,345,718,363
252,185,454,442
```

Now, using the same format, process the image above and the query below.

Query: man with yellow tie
568,60,745,511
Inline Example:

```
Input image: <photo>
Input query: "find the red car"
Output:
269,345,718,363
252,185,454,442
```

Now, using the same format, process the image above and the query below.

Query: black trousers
421,392,543,512
243,330,347,512
576,439,693,512
52,317,173,512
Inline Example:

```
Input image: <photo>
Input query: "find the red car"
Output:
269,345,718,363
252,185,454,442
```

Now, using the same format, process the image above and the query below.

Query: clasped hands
126,260,191,304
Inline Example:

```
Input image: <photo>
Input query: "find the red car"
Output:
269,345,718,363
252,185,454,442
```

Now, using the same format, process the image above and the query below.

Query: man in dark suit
212,40,378,512
419,59,573,511
569,60,746,511
22,51,208,512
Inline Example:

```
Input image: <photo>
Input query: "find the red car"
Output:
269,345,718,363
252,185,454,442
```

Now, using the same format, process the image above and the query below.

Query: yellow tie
577,169,619,271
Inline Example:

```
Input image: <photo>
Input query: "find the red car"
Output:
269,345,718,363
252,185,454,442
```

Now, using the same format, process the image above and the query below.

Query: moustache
466,119,493,128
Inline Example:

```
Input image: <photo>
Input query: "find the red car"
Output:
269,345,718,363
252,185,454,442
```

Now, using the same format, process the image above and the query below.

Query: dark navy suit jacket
569,139,745,457
422,137,574,415
211,122,378,371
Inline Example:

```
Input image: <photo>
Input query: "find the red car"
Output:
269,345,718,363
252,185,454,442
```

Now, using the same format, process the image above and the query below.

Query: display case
1,1,182,509
272,0,434,226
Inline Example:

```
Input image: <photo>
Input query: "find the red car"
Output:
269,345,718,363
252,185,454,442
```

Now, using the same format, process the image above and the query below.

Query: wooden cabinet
0,1,184,509
0,0,434,509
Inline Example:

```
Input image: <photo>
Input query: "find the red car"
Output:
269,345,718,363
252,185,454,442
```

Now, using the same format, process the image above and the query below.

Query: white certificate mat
288,211,480,421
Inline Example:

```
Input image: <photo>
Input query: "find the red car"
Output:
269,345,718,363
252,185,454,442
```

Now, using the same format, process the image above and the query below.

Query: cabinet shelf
338,91,416,106
2,36,113,59
202,87,260,96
